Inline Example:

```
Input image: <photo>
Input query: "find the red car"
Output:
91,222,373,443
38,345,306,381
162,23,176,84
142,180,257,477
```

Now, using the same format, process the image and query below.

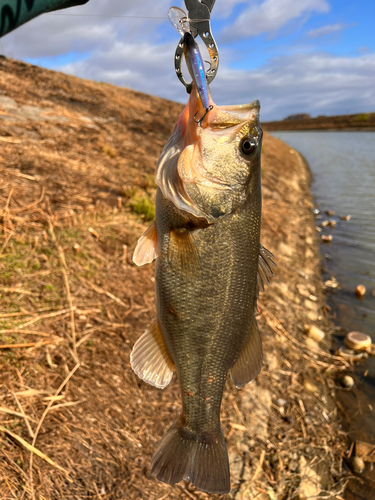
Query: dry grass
0,57,352,499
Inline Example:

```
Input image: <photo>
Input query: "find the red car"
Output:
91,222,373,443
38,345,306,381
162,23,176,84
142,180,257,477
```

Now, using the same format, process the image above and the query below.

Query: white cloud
1,0,374,121
213,52,375,120
221,0,330,40
307,23,347,38
1,0,174,58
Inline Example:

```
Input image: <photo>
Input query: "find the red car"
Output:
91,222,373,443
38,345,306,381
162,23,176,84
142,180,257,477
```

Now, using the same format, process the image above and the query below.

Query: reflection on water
270,131,375,497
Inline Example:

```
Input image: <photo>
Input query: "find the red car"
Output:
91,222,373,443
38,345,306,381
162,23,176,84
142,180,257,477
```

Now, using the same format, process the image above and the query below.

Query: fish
168,6,213,123
131,86,275,494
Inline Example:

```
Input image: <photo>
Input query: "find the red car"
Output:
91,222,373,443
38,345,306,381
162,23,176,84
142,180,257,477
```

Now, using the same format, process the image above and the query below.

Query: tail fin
151,419,230,495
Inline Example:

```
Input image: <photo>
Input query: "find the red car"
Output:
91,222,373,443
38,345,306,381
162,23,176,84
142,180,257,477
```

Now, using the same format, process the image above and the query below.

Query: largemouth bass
131,88,275,494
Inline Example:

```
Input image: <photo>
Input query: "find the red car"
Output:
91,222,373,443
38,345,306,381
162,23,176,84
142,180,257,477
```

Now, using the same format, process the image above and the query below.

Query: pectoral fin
133,221,159,266
230,317,263,388
167,228,201,281
130,319,174,389
256,244,276,295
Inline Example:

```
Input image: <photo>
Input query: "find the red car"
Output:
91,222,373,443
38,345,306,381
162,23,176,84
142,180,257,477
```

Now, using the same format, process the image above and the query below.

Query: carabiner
171,0,219,91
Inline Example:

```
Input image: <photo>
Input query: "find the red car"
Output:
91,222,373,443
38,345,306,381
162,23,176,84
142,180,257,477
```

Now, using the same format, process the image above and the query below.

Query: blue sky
1,0,374,120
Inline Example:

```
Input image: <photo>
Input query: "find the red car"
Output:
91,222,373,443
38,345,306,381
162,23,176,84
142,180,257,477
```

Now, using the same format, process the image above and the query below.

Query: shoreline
0,57,349,499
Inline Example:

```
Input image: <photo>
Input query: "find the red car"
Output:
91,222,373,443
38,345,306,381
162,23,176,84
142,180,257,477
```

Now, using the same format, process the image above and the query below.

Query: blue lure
168,7,213,124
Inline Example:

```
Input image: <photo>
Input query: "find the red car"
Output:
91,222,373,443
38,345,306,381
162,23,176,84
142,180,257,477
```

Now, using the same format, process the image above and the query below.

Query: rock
327,220,336,228
305,337,320,352
321,234,332,243
304,299,318,311
297,284,310,297
341,375,355,389
326,210,335,216
312,208,320,215
306,325,325,342
307,311,318,322
278,242,294,257
340,215,351,220
351,457,365,474
299,455,321,499
325,277,339,288
371,288,375,297
303,380,319,393
355,285,366,297
344,331,372,351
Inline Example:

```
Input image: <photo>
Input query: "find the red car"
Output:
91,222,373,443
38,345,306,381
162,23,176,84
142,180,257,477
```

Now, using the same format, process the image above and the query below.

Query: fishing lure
168,7,213,124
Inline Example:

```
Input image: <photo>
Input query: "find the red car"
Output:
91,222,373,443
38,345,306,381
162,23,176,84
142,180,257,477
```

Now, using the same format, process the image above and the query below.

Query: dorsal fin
256,244,276,297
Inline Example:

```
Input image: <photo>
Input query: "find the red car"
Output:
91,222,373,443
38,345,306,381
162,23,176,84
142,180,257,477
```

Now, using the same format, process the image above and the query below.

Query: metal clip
173,0,219,91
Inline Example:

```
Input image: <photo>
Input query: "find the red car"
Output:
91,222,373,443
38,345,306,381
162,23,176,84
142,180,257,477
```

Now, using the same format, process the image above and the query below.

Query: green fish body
131,89,275,494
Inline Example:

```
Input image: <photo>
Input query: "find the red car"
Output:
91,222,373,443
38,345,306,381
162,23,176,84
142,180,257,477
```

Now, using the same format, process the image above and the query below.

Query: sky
1,0,374,120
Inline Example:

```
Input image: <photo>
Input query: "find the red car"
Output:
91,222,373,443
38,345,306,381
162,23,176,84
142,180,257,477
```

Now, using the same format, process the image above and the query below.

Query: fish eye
240,137,257,156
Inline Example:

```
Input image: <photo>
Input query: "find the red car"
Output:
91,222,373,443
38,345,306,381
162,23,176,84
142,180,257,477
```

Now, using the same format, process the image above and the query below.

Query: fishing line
45,14,166,19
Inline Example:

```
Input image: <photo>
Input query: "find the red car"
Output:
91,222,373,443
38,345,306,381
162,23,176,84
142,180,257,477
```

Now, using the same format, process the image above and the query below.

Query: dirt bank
0,57,350,499
263,112,375,131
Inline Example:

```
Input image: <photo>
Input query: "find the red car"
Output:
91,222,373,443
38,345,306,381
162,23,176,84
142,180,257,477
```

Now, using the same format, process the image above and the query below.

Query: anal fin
130,319,174,389
230,317,263,388
133,221,159,266
168,228,201,281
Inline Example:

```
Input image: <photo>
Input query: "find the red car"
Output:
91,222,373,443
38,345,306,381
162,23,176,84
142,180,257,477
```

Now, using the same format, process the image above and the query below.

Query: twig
0,330,52,337
0,340,57,350
250,450,266,483
0,406,36,423
1,287,37,295
17,307,76,329
12,188,45,214
4,187,14,211
240,450,266,499
48,222,78,361
29,363,80,496
78,276,131,310
0,424,71,478
0,232,12,256
0,312,36,319
12,393,35,438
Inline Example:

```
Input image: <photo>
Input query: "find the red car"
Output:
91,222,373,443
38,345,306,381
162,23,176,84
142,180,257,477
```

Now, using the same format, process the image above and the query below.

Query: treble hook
194,105,214,126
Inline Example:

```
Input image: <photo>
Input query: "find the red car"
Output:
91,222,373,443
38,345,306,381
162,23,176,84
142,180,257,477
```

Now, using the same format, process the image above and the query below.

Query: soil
263,112,375,131
0,57,354,499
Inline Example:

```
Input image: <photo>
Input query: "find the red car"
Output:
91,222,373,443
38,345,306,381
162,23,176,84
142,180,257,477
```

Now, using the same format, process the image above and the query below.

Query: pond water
270,131,375,498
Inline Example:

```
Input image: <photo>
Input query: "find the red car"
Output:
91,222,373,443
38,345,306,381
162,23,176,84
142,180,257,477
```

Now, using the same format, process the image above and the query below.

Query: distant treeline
263,112,375,131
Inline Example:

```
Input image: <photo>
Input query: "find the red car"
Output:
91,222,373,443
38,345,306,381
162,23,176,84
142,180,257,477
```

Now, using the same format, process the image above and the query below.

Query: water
270,131,375,497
